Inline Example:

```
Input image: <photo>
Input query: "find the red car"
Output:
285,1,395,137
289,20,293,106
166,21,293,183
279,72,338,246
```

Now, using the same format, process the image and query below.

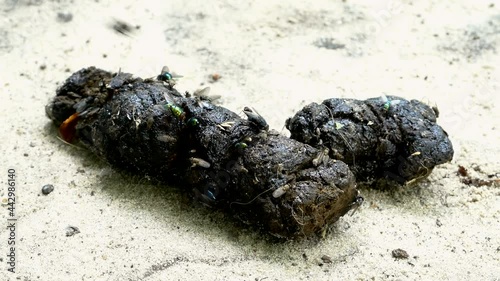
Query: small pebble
210,73,221,82
41,184,54,195
65,226,80,237
57,12,73,23
111,19,138,36
313,37,345,50
392,248,409,259
321,255,332,264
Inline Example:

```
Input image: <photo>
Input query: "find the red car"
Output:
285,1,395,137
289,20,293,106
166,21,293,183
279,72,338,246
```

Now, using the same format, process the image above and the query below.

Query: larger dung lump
46,67,359,238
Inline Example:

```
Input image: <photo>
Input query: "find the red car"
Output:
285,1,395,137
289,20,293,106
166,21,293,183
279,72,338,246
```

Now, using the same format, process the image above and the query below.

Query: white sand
1,0,499,280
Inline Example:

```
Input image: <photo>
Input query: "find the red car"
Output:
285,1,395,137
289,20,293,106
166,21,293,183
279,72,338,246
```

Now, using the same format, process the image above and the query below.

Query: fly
193,86,221,103
381,94,401,111
157,66,183,86
349,191,364,216
243,107,269,131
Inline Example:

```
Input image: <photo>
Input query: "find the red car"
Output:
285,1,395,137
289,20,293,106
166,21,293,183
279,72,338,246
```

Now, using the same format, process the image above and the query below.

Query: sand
0,0,499,280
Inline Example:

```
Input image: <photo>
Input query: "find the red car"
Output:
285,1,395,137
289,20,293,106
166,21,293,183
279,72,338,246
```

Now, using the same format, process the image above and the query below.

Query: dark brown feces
286,95,454,188
46,67,358,238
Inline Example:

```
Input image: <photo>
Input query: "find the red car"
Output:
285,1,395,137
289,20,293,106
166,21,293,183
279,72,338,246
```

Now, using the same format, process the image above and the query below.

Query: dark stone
41,184,54,195
392,248,409,259
65,226,80,237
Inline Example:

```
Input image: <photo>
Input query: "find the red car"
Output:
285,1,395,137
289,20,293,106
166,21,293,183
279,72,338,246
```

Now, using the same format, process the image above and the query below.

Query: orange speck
59,113,79,142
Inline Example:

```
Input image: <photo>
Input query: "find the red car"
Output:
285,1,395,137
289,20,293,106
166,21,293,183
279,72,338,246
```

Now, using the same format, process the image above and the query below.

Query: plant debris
461,176,499,187
286,95,454,188
456,165,500,187
46,67,359,238
457,165,468,177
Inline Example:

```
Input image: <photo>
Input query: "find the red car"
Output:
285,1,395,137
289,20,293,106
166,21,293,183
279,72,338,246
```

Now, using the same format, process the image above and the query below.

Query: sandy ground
0,0,499,280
